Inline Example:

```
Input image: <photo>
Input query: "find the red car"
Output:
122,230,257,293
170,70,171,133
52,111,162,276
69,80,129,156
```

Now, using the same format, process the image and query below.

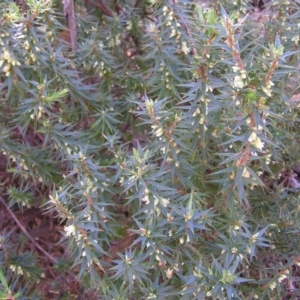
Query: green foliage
1,0,300,298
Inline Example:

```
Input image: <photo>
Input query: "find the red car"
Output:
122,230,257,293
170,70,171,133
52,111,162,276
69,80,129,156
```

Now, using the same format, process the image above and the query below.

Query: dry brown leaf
236,144,250,167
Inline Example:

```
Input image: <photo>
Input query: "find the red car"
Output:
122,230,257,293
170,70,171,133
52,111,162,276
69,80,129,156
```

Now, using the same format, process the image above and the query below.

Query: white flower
251,232,259,242
159,147,166,154
3,64,10,73
126,21,132,31
192,108,201,117
292,35,299,44
261,86,272,97
10,265,23,275
181,41,190,55
269,282,276,290
64,224,76,236
232,66,240,72
252,137,265,150
242,168,250,178
154,127,163,137
162,6,168,14
231,247,238,254
165,268,174,279
233,75,244,89
3,50,11,61
240,70,247,79
160,197,169,207
153,196,169,207
142,194,150,204
278,274,287,282
170,28,176,38
248,131,257,142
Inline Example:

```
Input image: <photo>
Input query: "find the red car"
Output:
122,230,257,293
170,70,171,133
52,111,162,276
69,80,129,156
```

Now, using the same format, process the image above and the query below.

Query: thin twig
0,194,57,263
0,194,82,296
63,0,78,51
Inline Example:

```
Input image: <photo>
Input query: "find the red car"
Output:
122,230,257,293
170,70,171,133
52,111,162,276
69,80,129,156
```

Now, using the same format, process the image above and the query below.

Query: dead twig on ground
0,194,58,263
0,194,83,296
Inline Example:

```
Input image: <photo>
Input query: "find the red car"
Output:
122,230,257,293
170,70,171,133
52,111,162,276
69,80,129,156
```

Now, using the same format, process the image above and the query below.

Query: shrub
0,0,300,299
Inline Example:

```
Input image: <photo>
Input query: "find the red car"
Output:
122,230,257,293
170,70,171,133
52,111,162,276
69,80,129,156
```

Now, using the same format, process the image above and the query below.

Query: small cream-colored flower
231,247,238,254
10,265,24,275
165,268,174,279
233,75,244,89
160,197,169,207
278,274,287,282
64,224,76,236
162,6,168,14
192,108,201,117
242,167,250,178
261,86,272,97
292,35,299,44
245,118,251,124
126,21,132,31
232,65,241,72
248,131,257,142
167,213,173,222
3,50,11,61
252,137,264,150
3,64,10,73
269,282,276,290
181,41,190,55
155,127,163,137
